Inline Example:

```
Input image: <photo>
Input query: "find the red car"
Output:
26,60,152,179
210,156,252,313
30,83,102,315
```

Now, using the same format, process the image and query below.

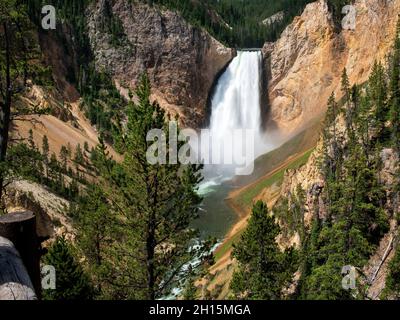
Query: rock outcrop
279,144,325,227
5,180,73,241
86,0,234,127
263,0,400,137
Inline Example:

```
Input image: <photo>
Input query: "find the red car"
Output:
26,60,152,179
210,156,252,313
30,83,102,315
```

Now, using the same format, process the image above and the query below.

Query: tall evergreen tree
230,200,296,299
74,143,84,165
60,145,69,172
42,135,50,180
90,74,207,300
182,266,198,300
368,62,388,139
28,129,35,150
75,184,114,296
0,0,49,206
1,0,31,205
341,68,356,138
43,236,93,300
382,246,400,299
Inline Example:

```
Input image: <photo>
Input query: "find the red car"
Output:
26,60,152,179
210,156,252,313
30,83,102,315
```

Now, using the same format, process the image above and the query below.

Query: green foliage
79,67,126,148
369,62,389,139
74,143,84,165
301,261,350,300
297,66,398,299
274,185,306,242
42,236,93,300
230,201,297,299
25,0,92,68
297,75,391,299
7,143,44,181
325,93,339,129
0,0,48,206
25,0,125,147
382,245,400,299
98,0,127,46
150,0,313,47
7,133,86,201
72,184,114,296
382,31,400,300
149,0,358,47
182,267,198,300
74,74,209,300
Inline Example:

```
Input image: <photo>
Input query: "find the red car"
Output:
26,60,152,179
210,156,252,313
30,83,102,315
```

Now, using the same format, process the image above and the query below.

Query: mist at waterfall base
192,51,273,239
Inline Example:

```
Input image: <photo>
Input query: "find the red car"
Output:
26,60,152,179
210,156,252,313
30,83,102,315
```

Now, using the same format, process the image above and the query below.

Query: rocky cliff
263,0,400,137
86,0,234,127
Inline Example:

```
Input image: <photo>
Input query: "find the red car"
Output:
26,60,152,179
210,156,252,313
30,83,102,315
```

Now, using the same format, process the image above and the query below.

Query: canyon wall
263,0,400,137
86,0,234,127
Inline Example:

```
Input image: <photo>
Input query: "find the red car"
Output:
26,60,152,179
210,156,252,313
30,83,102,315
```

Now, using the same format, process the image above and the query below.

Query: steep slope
11,85,120,162
264,0,400,138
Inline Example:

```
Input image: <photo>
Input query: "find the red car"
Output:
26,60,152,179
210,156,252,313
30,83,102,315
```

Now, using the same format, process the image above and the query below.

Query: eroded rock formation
86,0,234,127
263,0,400,137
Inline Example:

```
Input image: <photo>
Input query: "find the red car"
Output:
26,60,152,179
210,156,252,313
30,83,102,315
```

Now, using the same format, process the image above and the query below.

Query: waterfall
209,51,263,142
200,50,269,182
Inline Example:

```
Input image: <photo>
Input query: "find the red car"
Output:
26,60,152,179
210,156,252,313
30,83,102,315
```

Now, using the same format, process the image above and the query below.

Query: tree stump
0,236,37,300
0,211,41,299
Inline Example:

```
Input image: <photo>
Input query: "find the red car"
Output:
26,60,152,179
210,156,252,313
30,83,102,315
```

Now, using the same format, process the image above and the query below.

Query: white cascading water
209,51,264,144
198,50,269,190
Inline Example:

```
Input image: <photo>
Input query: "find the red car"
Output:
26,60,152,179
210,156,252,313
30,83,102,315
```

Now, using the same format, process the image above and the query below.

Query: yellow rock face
265,0,400,138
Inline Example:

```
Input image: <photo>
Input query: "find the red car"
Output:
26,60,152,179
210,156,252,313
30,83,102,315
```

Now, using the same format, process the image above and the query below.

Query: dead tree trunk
0,211,41,299
0,21,12,204
0,236,37,300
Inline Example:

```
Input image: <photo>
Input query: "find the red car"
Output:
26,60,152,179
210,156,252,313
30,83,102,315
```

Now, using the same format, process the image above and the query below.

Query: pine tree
74,143,84,165
73,143,84,180
293,185,307,243
0,0,48,205
84,141,90,153
43,236,93,300
300,64,392,299
49,152,59,184
42,135,50,180
341,68,355,137
230,200,296,299
321,93,343,220
182,266,198,300
325,93,338,129
358,94,372,156
382,246,400,299
28,129,35,150
323,93,340,175
67,142,72,158
60,145,69,172
368,62,389,142
75,184,114,296
90,74,207,300
341,68,351,104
